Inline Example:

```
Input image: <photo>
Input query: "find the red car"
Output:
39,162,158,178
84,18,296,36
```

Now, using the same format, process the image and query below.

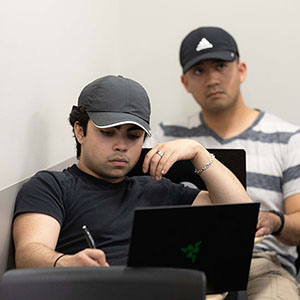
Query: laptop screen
127,202,259,294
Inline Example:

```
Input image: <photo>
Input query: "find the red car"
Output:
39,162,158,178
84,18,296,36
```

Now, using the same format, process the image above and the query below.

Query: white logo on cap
196,38,213,52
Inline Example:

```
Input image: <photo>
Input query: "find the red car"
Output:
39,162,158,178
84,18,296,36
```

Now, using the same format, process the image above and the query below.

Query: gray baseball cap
78,75,151,136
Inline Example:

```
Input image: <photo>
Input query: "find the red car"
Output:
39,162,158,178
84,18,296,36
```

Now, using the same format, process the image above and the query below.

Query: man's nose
113,137,128,152
206,69,220,87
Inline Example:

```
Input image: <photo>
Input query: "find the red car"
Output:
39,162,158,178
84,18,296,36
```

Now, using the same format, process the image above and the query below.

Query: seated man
145,26,300,299
13,75,251,268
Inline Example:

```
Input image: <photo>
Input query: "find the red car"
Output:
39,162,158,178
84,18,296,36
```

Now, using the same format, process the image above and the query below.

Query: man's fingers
77,249,109,267
155,152,177,178
255,228,266,237
148,150,177,180
143,146,160,173
149,152,163,179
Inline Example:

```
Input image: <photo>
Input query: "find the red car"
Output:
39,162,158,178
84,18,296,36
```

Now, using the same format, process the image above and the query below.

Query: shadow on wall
0,179,27,276
20,111,50,177
0,110,49,275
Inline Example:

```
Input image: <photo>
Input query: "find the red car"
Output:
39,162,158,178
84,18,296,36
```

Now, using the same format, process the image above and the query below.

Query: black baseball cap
180,27,239,74
78,75,151,136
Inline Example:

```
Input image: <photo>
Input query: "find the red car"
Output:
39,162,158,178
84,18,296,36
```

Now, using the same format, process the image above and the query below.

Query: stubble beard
94,166,129,182
202,89,240,115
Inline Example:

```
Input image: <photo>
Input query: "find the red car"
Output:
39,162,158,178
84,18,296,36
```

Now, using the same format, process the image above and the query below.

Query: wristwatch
269,210,285,236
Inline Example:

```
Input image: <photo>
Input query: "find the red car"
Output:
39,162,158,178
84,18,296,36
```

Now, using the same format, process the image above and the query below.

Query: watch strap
269,210,285,236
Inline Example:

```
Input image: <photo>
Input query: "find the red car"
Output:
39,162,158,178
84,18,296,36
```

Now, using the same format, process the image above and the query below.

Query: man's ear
74,121,85,144
181,74,191,93
238,62,247,83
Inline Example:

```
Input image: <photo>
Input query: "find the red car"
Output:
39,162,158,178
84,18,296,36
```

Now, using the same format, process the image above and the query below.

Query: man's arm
282,193,300,245
142,139,251,205
13,213,109,268
256,193,300,245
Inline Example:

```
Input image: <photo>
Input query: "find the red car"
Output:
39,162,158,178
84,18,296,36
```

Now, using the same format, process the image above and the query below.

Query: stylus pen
82,225,96,249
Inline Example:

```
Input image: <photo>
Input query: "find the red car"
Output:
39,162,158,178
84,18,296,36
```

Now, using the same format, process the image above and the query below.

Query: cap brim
87,111,151,136
183,50,237,73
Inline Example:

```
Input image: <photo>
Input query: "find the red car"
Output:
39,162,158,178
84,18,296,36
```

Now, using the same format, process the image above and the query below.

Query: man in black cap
145,27,300,299
13,75,251,269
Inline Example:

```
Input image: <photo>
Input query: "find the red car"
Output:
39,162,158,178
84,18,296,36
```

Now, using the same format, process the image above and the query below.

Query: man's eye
128,134,141,140
101,130,114,136
217,63,226,70
194,69,203,75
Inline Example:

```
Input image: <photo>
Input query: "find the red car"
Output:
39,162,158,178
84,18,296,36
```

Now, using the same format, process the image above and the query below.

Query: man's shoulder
258,111,300,133
24,165,76,188
159,111,202,129
157,112,204,138
144,112,202,148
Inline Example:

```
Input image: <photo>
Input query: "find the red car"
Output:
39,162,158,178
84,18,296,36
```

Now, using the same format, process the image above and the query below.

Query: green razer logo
181,241,202,263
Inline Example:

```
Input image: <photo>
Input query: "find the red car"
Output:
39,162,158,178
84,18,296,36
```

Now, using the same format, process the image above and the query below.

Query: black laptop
127,202,260,294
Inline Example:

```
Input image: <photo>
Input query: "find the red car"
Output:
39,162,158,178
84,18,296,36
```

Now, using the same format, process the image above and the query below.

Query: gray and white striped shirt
145,110,300,276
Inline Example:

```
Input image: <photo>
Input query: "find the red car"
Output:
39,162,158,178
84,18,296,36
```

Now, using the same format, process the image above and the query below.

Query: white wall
1,0,300,190
118,0,300,129
0,0,120,190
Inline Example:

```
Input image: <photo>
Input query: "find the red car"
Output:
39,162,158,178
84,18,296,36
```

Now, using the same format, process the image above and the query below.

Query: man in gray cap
13,75,251,269
145,27,300,299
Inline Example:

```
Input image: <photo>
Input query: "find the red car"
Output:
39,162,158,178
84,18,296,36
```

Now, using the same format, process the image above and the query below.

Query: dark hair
69,106,89,159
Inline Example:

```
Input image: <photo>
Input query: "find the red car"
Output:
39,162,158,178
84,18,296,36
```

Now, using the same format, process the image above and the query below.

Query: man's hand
256,211,281,237
143,139,208,180
55,248,109,267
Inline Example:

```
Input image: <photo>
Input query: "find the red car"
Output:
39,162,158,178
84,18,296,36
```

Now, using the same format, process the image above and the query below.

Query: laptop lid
127,148,246,190
127,202,260,294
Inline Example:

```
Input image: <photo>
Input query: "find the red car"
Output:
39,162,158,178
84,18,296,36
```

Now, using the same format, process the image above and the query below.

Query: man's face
75,121,145,183
181,59,246,114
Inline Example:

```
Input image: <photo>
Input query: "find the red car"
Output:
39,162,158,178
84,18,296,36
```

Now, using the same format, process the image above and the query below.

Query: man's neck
77,161,125,184
202,101,259,140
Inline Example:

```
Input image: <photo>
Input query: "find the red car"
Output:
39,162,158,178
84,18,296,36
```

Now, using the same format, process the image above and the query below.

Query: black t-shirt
14,164,199,265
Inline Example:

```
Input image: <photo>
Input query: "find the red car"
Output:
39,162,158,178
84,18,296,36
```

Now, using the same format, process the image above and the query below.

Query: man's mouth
108,157,129,167
207,90,225,98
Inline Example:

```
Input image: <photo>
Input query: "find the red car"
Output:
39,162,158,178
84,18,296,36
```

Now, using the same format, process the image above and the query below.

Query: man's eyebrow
106,125,143,131
127,125,143,132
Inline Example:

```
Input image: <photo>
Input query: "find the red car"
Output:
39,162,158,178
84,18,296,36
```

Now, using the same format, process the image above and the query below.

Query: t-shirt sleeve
14,171,65,225
163,178,200,205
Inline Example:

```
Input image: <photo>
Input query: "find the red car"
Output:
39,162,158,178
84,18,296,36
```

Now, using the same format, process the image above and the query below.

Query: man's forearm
143,139,251,204
193,150,251,204
15,242,61,268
